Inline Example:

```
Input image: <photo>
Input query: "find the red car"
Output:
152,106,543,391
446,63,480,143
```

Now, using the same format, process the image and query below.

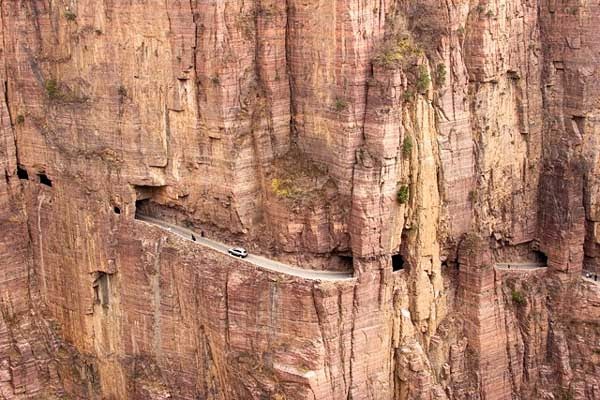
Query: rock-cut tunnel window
17,165,29,180
38,173,52,187
392,254,405,271
534,250,548,266
133,185,165,218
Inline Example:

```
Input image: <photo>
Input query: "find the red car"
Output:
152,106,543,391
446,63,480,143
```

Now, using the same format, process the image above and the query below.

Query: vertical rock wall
0,0,599,399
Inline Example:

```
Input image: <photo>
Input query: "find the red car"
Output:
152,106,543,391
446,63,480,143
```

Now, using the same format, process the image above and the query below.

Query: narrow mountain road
496,263,600,285
136,215,355,282
495,262,546,270
582,270,600,284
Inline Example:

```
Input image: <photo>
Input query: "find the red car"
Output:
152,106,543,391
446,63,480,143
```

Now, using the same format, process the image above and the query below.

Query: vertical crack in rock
311,285,334,397
337,289,348,392
224,271,230,346
36,193,47,299
284,0,296,145
151,238,164,360
347,283,359,398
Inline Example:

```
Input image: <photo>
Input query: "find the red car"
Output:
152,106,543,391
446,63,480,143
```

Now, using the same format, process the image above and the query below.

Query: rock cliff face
1,1,599,399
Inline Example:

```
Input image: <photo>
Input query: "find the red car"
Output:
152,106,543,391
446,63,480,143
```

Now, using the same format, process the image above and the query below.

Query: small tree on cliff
397,185,410,204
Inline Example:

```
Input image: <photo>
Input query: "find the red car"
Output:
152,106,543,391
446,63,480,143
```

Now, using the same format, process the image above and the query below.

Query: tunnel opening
338,254,354,271
534,250,548,266
135,198,151,218
92,272,110,307
17,165,29,180
392,254,405,271
113,206,121,215
133,185,166,219
38,173,52,187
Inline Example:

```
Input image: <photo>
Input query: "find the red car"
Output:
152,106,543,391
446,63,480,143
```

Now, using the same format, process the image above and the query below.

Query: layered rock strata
0,1,599,399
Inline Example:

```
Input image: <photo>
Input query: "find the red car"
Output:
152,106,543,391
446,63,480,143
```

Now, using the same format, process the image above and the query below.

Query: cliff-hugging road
136,214,355,282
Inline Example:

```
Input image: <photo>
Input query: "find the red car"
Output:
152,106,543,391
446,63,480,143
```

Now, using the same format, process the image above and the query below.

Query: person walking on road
191,234,196,242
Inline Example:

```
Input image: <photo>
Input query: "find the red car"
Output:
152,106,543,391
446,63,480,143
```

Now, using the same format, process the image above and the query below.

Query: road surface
495,262,546,270
582,270,600,284
136,215,354,282
497,263,599,285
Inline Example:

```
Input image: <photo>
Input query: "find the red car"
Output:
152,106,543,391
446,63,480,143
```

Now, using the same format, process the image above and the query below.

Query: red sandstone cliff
0,1,599,399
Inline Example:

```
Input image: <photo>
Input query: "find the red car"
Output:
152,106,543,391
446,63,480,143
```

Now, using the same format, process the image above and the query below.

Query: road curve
135,215,355,282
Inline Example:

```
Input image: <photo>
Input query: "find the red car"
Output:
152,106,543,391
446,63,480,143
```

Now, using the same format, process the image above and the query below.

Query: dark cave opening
338,254,354,270
392,254,405,271
135,198,150,218
113,206,121,215
17,165,29,180
133,185,165,219
534,250,548,266
38,173,52,187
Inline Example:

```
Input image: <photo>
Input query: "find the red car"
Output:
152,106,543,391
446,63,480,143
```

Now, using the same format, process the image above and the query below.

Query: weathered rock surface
0,0,599,399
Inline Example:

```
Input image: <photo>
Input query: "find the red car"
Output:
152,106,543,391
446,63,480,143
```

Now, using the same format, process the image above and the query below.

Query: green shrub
397,185,410,204
271,178,300,198
45,79,60,99
210,75,221,86
435,63,447,86
118,85,127,97
373,36,423,69
416,65,431,93
468,189,477,204
15,115,25,125
402,136,413,158
511,289,525,305
64,10,77,21
44,78,88,103
403,90,415,103
334,97,348,112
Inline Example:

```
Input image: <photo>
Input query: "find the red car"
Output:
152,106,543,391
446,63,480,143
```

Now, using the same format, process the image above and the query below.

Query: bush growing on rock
45,79,60,99
373,36,423,69
402,136,413,158
44,78,88,103
435,63,447,86
416,65,431,93
334,97,348,112
468,189,477,205
271,178,302,199
511,289,526,305
397,185,410,204
64,10,76,21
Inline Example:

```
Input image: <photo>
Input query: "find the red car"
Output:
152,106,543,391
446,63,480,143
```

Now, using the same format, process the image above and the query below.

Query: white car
228,247,248,258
